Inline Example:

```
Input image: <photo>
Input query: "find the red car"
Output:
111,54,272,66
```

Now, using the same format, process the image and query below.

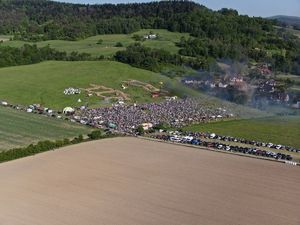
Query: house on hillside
257,64,272,75
144,34,157,39
230,76,244,84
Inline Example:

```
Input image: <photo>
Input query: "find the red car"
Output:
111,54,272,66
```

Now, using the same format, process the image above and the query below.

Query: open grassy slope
184,116,300,148
0,59,269,119
1,29,190,57
0,106,92,150
0,60,171,109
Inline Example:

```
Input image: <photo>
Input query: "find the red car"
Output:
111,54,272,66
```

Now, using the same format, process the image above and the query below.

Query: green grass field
183,116,300,148
0,59,268,117
0,106,92,150
0,60,172,109
1,29,190,57
276,74,300,82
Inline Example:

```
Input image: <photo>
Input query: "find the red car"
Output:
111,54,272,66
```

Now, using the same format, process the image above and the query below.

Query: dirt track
0,137,299,225
83,84,130,100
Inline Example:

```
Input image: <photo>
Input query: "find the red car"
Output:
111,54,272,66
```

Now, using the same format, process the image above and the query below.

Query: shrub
115,42,123,47
88,130,103,140
136,125,144,135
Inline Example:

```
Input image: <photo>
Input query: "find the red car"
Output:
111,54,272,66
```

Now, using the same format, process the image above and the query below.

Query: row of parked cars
169,131,300,153
151,133,294,161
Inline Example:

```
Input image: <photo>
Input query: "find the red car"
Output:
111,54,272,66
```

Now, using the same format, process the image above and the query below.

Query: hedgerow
0,131,118,164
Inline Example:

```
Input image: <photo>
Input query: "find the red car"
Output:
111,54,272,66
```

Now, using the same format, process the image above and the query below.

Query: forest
0,44,92,67
0,0,299,74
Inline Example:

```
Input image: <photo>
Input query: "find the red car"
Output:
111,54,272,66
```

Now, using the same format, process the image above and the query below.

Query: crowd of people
75,98,234,134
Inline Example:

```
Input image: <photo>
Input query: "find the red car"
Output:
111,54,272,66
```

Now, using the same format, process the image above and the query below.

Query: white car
267,143,273,148
210,133,216,139
170,136,181,142
80,120,88,125
183,136,193,142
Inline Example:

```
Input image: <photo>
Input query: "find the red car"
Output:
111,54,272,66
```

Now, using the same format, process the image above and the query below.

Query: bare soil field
0,137,299,225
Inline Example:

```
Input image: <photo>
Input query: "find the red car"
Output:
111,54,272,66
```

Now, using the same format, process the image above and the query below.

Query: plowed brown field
0,137,299,225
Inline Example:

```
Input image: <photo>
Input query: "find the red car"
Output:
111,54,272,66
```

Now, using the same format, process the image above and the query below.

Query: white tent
63,107,75,114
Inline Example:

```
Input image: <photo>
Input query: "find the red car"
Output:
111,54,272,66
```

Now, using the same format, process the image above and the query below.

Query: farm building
144,34,157,39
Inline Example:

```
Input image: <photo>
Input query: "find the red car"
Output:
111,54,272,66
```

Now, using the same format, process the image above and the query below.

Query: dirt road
0,137,299,225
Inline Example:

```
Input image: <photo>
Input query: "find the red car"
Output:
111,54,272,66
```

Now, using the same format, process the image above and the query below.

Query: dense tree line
0,0,299,74
115,43,215,71
0,0,198,40
0,0,278,42
177,26,300,74
115,43,183,71
0,44,93,68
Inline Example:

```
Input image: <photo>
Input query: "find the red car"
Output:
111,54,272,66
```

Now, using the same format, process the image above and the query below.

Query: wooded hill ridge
0,0,276,41
0,0,299,75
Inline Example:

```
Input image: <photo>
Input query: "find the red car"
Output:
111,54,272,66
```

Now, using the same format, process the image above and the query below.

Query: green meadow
184,116,300,148
0,60,171,109
0,58,269,120
0,106,92,150
1,29,190,57
0,59,267,119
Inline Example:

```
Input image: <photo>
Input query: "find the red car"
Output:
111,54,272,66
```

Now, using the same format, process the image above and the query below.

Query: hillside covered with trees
0,0,299,75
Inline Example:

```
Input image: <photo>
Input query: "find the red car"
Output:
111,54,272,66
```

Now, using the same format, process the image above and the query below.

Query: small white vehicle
80,120,88,125
210,133,216,139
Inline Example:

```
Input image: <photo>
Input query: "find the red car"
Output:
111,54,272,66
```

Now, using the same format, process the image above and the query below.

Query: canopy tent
63,107,75,114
